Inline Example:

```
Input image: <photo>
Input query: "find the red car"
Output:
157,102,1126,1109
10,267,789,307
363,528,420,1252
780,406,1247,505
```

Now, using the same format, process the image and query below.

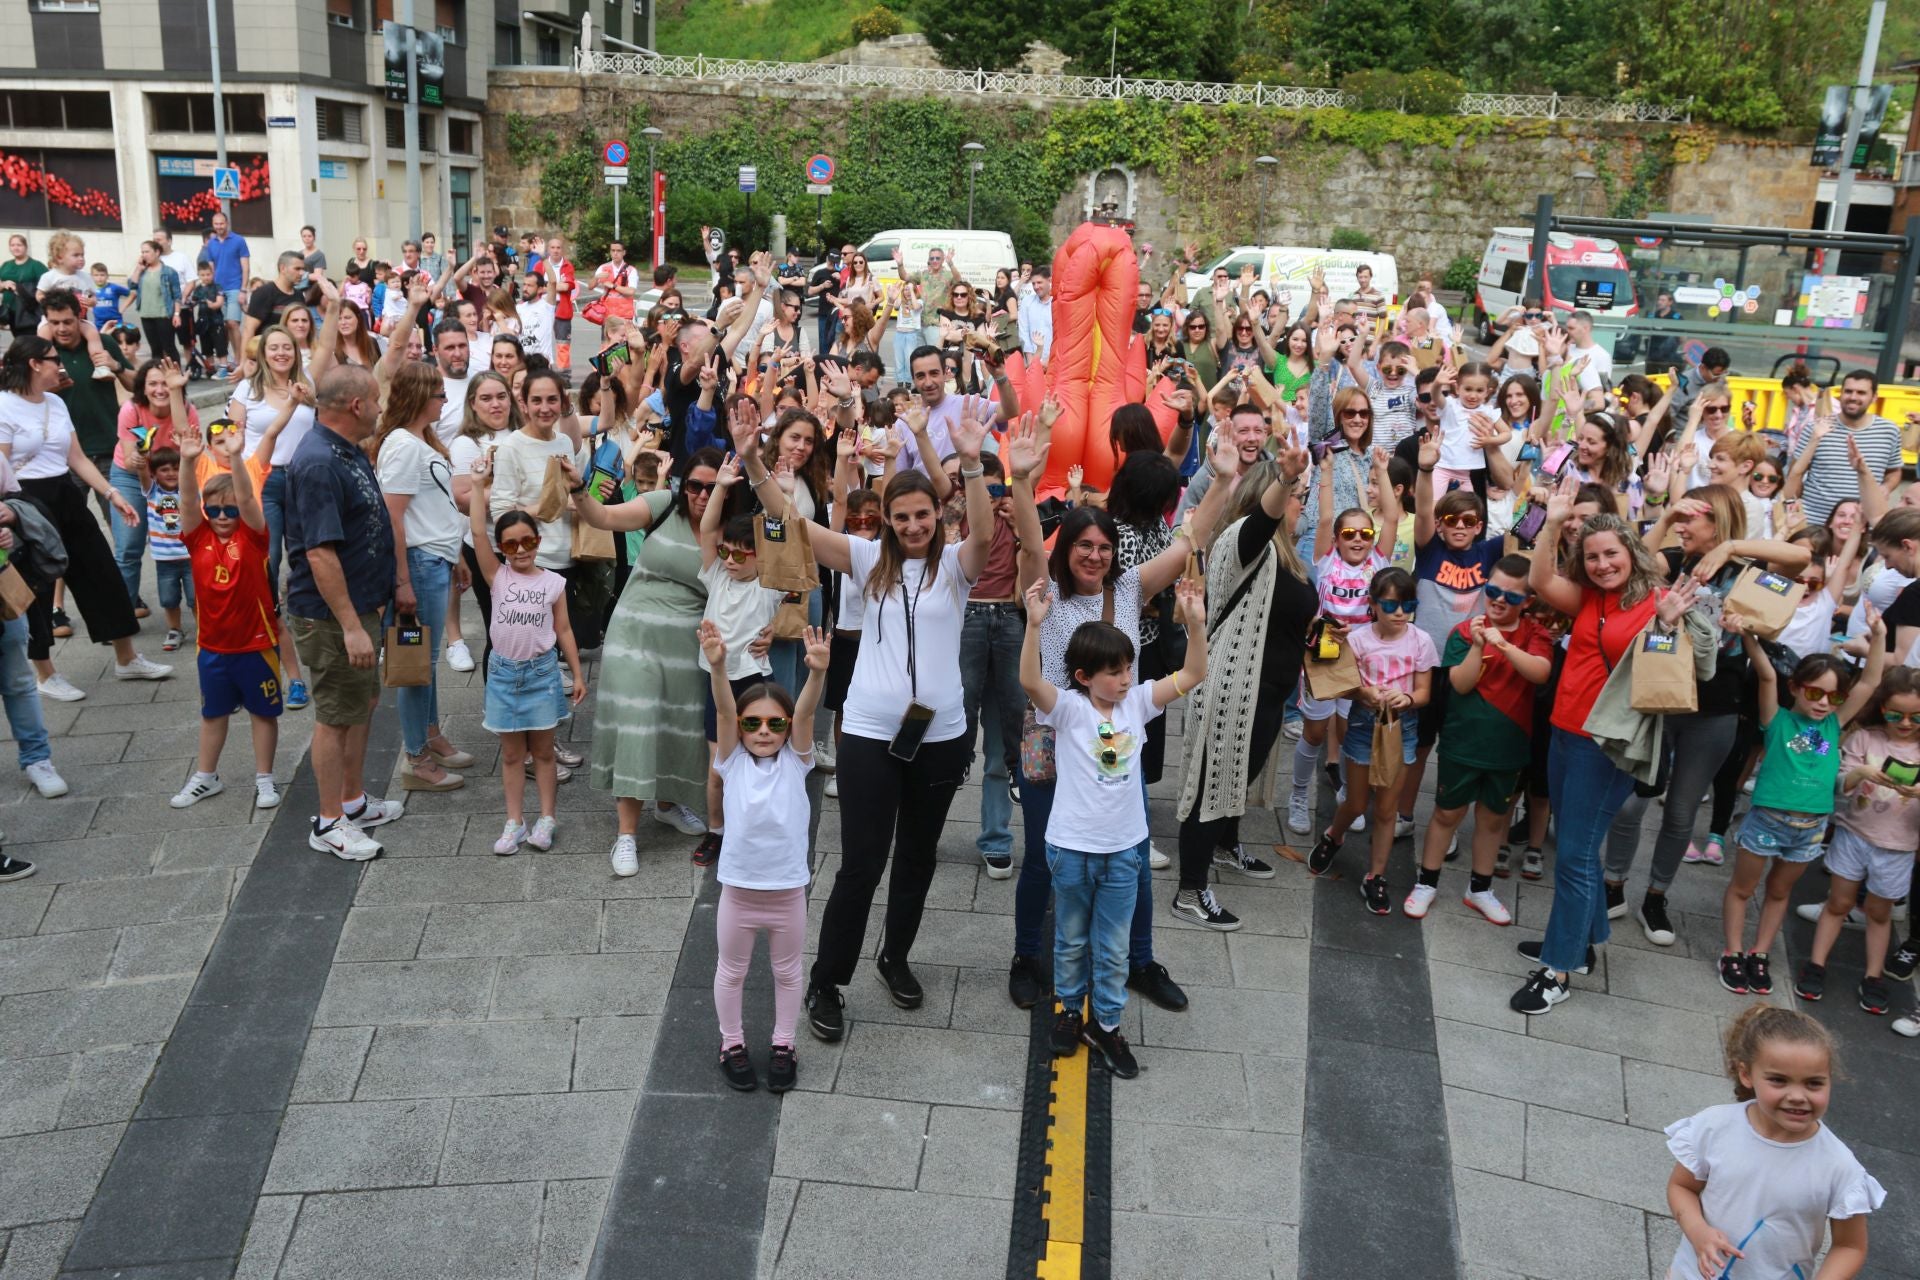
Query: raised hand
1209,428,1240,480
802,624,831,672
772,458,796,496
1037,392,1062,433
727,398,760,453
1655,574,1699,627
176,418,204,460
162,358,189,391
696,352,720,391
1173,575,1206,632
698,618,726,667
1023,577,1052,625
1066,463,1084,492
1546,473,1578,523
1276,443,1310,480
948,398,990,462
1003,412,1048,480
715,454,745,490
1417,428,1439,472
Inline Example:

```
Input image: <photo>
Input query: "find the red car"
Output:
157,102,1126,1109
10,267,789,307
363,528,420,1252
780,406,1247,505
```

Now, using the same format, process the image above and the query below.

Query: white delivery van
860,229,1019,287
1474,227,1637,340
1182,246,1400,316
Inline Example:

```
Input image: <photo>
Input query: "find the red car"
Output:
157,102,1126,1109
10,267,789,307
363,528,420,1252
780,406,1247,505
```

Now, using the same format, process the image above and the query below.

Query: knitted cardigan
1177,515,1284,825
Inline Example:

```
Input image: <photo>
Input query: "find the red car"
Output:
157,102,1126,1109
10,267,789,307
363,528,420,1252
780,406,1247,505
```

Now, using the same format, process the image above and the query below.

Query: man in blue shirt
1018,265,1053,362
197,210,250,370
284,364,398,861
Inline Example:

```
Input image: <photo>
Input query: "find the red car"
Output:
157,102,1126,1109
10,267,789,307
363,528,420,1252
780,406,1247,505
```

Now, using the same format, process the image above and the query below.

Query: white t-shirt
1314,548,1387,627
1775,589,1839,661
233,380,315,466
714,743,813,890
448,431,499,548
516,299,556,360
376,429,464,563
0,391,75,480
1664,1101,1884,1280
841,536,974,743
1573,341,1613,393
1436,396,1484,471
698,559,780,680
433,372,473,448
836,568,867,632
1037,684,1161,854
488,428,585,572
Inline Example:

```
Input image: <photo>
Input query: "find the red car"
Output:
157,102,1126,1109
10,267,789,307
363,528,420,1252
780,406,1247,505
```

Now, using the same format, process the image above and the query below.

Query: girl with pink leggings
701,618,829,1095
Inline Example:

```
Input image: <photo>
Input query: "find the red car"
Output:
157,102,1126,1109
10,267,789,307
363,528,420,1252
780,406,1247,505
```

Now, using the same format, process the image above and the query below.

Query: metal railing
569,50,1692,122
1900,151,1920,188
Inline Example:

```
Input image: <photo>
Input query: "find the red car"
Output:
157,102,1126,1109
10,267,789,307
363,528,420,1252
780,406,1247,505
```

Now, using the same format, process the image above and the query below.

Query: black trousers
810,731,971,989
1176,681,1288,891
21,473,137,660
462,541,494,678
139,316,180,364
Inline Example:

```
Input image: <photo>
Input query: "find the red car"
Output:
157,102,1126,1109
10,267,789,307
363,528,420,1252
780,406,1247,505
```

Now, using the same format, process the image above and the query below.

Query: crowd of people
0,223,1907,1274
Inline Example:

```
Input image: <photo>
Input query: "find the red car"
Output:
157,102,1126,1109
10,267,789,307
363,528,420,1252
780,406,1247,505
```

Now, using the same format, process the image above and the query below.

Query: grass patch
654,0,914,62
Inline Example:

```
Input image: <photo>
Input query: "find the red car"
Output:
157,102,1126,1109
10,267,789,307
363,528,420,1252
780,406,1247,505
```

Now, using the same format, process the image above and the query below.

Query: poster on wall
0,148,121,230
156,154,271,234
1794,273,1869,329
384,23,445,107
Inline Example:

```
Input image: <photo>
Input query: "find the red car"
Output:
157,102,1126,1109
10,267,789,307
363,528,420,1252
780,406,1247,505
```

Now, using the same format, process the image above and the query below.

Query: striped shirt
1789,415,1901,525
147,484,188,561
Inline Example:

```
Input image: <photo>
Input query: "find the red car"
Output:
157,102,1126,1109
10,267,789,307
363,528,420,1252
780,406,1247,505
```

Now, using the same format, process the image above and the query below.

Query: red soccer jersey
185,521,277,654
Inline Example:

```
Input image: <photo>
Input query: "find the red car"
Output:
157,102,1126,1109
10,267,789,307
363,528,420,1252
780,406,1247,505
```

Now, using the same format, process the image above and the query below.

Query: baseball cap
493,225,510,237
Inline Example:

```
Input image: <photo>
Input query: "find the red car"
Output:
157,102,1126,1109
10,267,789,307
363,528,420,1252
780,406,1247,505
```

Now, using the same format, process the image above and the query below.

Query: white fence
571,50,1692,123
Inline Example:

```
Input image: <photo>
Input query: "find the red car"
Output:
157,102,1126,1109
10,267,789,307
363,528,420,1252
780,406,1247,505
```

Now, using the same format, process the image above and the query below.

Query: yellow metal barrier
1644,374,1920,463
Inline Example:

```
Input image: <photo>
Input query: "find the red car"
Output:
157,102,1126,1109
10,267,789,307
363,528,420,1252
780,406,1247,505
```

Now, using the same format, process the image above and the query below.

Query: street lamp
963,141,985,229
1255,155,1278,239
641,126,664,269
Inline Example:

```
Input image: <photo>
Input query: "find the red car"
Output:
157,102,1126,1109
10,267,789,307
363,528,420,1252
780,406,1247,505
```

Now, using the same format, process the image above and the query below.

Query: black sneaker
1604,879,1627,920
1008,955,1042,1010
1794,962,1826,1002
1517,939,1594,975
1007,777,1022,806
1859,976,1892,1016
1637,893,1676,946
1050,1006,1083,1057
1212,843,1277,879
1745,951,1774,996
50,608,72,638
1126,962,1188,1011
1081,1024,1141,1078
0,854,35,882
1718,953,1750,994
1361,875,1391,917
1324,760,1342,793
805,983,845,1042
691,831,722,867
1493,846,1513,879
767,1044,799,1093
1509,967,1569,1015
1307,833,1340,876
1886,938,1920,983
719,1043,758,1092
1170,887,1240,931
875,954,923,1009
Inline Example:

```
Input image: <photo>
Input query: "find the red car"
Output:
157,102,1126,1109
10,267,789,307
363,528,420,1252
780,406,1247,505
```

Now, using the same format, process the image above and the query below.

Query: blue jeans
892,326,919,379
1014,761,1156,968
1048,839,1145,1030
1,615,50,768
960,601,1023,855
766,586,825,702
387,549,451,755
108,464,147,606
816,310,839,357
1542,727,1637,974
261,468,288,599
154,559,194,611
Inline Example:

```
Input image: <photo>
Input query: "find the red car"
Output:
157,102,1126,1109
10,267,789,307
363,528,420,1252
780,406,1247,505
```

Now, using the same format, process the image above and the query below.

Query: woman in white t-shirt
448,371,520,674
373,362,473,792
787,407,1000,1044
488,369,592,656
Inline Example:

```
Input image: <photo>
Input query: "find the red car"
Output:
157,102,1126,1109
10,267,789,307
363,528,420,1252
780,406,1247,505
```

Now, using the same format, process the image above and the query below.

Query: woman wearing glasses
1177,310,1218,393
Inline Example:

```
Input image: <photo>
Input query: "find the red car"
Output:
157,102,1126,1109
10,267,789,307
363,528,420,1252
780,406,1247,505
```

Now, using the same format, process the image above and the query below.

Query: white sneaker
824,774,839,799
90,364,115,381
1148,842,1170,870
169,773,222,808
1393,816,1415,840
255,776,281,809
493,820,526,856
1283,718,1303,740
610,834,639,877
309,818,381,861
652,802,706,836
345,796,404,828
36,674,85,702
562,667,575,695
1403,882,1439,919
1464,887,1513,925
528,815,557,851
1796,902,1866,930
1286,789,1312,835
25,760,69,798
114,654,173,681
1353,809,1367,833
444,639,475,672
814,743,837,773
1894,1015,1920,1039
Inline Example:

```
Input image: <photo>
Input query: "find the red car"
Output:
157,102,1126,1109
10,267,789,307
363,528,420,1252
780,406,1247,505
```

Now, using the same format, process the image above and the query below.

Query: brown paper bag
571,515,615,562
383,620,431,688
1630,627,1697,713
1169,550,1203,626
1725,564,1804,639
1369,712,1404,790
1304,625,1362,702
755,514,820,593
770,591,809,640
0,562,35,621
531,456,571,524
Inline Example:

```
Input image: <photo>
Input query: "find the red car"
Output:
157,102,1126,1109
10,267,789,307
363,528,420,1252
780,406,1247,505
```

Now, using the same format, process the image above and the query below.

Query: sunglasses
207,418,239,437
1096,722,1118,767
682,479,716,495
1439,513,1484,530
738,715,790,733
1340,408,1372,419
1336,526,1377,542
1185,321,1208,331
1752,473,1782,485
1484,584,1527,606
717,546,755,563
499,535,539,553
1376,598,1417,615
846,514,880,528
1882,711,1920,725
1702,405,1730,415
202,504,241,521
1416,392,1434,404
1796,686,1842,706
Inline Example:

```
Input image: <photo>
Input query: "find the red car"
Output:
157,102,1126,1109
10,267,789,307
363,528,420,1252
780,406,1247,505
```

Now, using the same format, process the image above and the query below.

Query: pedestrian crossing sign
213,167,240,201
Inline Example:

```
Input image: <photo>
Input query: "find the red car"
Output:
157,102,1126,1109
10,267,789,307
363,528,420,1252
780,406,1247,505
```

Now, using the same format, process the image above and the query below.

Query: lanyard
876,557,928,700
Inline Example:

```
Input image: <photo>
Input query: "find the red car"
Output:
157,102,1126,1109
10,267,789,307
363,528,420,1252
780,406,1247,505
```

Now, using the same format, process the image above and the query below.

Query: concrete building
0,0,515,274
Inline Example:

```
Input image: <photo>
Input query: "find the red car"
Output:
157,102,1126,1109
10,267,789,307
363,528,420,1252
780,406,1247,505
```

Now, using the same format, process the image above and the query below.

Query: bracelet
1171,671,1185,697
959,464,985,480
1419,467,1435,474
568,482,585,494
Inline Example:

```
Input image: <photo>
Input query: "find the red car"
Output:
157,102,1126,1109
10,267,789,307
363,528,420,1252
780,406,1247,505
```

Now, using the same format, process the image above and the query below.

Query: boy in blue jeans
143,446,194,651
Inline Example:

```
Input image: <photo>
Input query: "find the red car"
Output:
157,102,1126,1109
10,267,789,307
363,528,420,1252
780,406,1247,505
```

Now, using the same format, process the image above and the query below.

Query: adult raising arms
797,399,1000,1044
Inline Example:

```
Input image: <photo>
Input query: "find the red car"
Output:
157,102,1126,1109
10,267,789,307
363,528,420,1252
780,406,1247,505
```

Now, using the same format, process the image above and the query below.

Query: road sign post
604,141,629,243
212,167,241,202
739,165,757,242
805,156,834,254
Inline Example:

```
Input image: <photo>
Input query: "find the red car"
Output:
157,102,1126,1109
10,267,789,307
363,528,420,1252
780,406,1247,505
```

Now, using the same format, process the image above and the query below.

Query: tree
917,0,1046,71
1053,0,1213,81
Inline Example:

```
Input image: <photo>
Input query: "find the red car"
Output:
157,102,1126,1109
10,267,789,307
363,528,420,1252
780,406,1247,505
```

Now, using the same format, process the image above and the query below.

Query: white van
1474,227,1636,339
860,229,1018,287
1182,246,1400,314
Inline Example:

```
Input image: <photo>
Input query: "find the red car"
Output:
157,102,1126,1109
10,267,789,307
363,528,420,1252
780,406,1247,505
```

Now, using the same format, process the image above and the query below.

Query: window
30,1,102,11
375,0,458,32
0,90,112,131
148,93,266,135
536,28,561,65
385,108,436,152
494,22,520,65
0,147,119,229
326,0,354,27
315,99,364,144
447,118,475,154
155,153,272,236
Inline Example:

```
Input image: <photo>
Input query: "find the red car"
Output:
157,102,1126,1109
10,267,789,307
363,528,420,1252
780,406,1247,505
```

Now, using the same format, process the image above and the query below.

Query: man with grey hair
284,364,400,861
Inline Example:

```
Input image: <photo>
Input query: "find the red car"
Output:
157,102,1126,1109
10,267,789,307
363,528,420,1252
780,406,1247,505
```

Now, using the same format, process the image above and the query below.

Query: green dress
588,489,710,808
0,257,45,329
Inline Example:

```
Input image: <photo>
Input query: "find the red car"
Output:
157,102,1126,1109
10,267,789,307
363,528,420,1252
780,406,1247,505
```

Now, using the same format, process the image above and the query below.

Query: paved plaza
1,569,1917,1280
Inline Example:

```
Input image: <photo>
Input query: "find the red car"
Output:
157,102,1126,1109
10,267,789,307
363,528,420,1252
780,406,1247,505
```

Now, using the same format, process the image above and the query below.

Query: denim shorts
1737,804,1829,863
1342,705,1418,767
1824,823,1916,900
483,649,568,735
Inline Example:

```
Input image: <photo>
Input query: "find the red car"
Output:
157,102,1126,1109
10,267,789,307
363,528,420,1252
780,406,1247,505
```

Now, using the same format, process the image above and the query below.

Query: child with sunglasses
172,418,282,811
694,454,785,866
1718,614,1886,997
1020,576,1208,1079
466,457,588,855
1795,665,1920,1014
701,619,828,1095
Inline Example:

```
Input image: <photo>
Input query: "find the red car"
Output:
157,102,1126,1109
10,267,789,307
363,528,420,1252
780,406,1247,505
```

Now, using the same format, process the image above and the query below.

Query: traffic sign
604,165,629,178
806,154,835,184
738,165,757,193
212,167,240,201
807,183,833,196
604,139,628,166
604,172,629,186
705,226,726,256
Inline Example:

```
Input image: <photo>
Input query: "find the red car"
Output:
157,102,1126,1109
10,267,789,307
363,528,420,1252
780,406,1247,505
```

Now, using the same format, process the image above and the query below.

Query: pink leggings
713,884,808,1049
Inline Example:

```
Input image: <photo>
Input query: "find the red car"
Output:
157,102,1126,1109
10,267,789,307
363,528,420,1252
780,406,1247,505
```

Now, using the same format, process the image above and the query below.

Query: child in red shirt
172,418,283,811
